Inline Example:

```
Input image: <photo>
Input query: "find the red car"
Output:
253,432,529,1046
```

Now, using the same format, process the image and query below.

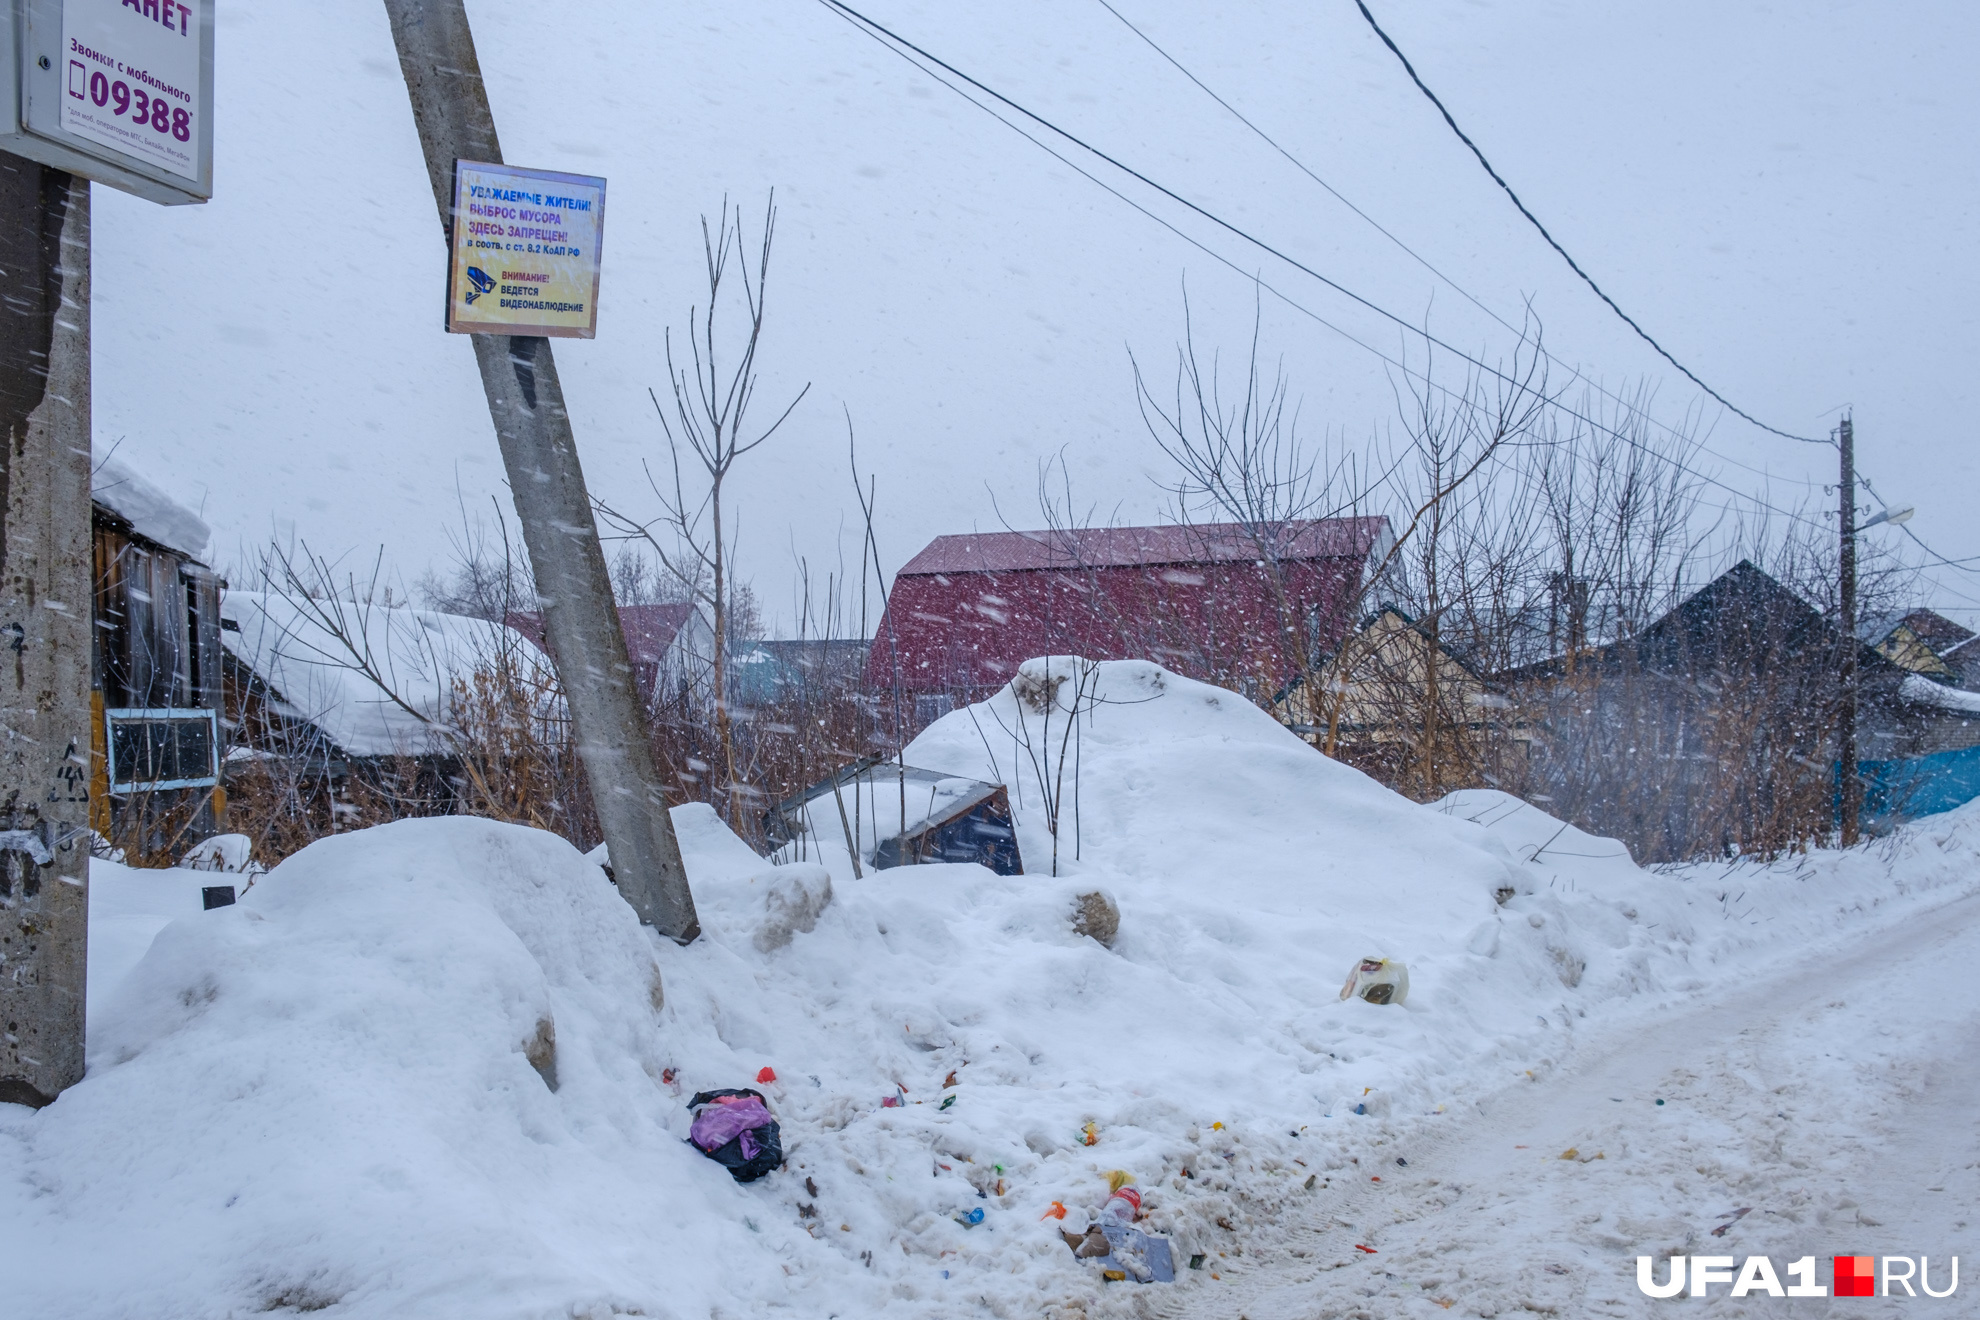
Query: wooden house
89,456,226,853
220,590,551,816
1273,605,1520,782
1858,611,1959,681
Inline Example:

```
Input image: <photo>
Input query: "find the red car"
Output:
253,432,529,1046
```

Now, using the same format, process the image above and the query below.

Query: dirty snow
5,658,1976,1317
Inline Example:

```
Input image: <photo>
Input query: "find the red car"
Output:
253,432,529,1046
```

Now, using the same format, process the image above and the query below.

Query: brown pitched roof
1901,608,1976,651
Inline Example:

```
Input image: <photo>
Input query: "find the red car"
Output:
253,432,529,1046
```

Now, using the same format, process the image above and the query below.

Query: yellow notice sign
447,160,606,338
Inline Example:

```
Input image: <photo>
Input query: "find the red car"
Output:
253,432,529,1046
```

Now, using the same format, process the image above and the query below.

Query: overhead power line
813,0,1836,540
1349,0,1830,446
1091,0,1510,336
822,1,1974,589
1087,0,1819,496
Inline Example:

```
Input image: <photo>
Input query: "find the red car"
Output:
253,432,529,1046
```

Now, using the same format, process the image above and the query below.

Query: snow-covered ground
1174,879,1980,1318
5,658,1976,1318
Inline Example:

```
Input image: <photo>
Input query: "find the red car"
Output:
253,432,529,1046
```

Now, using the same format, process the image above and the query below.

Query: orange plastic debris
1355,1244,1378,1254
1040,1201,1067,1220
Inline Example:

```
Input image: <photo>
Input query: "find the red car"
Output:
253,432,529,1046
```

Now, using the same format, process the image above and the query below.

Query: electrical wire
815,0,1838,538
1349,0,1830,446
814,0,1836,539
1092,0,1512,337
1090,0,1825,496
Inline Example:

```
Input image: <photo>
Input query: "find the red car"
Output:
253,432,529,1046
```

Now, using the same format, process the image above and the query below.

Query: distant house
728,638,870,707
874,517,1393,718
1509,561,1980,836
1275,605,1516,768
90,456,226,852
1858,611,1961,682
506,602,713,712
222,591,549,819
1857,608,1980,690
1629,568,1980,765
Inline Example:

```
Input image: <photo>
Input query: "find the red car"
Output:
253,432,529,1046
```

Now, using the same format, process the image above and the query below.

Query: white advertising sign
59,0,201,182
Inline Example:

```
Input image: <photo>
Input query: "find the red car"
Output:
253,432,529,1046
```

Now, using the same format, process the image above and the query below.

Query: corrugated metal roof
896,517,1390,576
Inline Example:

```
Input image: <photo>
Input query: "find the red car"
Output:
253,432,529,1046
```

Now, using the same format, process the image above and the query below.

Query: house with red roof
872,517,1393,716
506,602,714,712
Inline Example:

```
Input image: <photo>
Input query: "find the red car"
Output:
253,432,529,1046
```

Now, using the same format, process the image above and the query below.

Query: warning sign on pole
447,160,606,339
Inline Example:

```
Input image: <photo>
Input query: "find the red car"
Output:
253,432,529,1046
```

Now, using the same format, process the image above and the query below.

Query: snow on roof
896,517,1391,576
774,761,1003,858
222,590,548,758
1900,672,1980,716
91,453,211,562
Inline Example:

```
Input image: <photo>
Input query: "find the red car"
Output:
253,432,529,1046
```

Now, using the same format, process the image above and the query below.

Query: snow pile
8,657,1980,1318
84,857,222,1028
91,452,211,561
220,591,548,757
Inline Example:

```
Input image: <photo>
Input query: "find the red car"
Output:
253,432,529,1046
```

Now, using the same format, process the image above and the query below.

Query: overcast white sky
91,0,1980,628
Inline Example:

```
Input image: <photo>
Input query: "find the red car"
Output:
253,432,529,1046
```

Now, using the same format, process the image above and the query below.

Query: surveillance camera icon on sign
465,266,495,305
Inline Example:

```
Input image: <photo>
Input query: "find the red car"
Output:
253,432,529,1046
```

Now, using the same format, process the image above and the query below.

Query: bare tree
598,193,809,830
1131,294,1551,752
1133,295,1380,710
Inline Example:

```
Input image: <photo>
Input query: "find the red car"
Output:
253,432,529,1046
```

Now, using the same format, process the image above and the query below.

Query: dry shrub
448,663,597,844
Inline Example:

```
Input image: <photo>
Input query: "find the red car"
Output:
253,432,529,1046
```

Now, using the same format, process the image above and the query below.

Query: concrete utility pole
0,153,92,1108
382,0,699,942
1838,413,1860,848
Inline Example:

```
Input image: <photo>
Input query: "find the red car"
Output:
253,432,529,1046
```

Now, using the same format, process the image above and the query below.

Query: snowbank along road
1156,887,1980,1319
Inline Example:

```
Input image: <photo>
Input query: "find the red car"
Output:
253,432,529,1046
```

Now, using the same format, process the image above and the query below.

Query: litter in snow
1340,955,1411,1005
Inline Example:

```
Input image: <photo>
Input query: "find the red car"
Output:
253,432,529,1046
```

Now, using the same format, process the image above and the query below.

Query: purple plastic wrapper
691,1098,772,1160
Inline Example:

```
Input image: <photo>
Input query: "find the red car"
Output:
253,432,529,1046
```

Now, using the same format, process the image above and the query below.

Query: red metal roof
898,517,1390,575
875,517,1390,694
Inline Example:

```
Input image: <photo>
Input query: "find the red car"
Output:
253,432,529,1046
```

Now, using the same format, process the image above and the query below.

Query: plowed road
1149,890,1980,1318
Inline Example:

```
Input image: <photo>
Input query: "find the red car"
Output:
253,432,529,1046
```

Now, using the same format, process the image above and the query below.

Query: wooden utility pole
382,0,699,941
1838,412,1860,847
0,153,93,1108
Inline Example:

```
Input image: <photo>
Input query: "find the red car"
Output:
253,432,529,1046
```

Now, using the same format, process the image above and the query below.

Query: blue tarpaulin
1861,744,1980,824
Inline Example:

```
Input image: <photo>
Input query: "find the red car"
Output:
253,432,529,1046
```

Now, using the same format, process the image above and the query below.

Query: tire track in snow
1128,886,1980,1319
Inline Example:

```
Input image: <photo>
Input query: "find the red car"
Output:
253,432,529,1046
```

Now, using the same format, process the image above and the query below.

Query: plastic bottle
1102,1186,1141,1224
